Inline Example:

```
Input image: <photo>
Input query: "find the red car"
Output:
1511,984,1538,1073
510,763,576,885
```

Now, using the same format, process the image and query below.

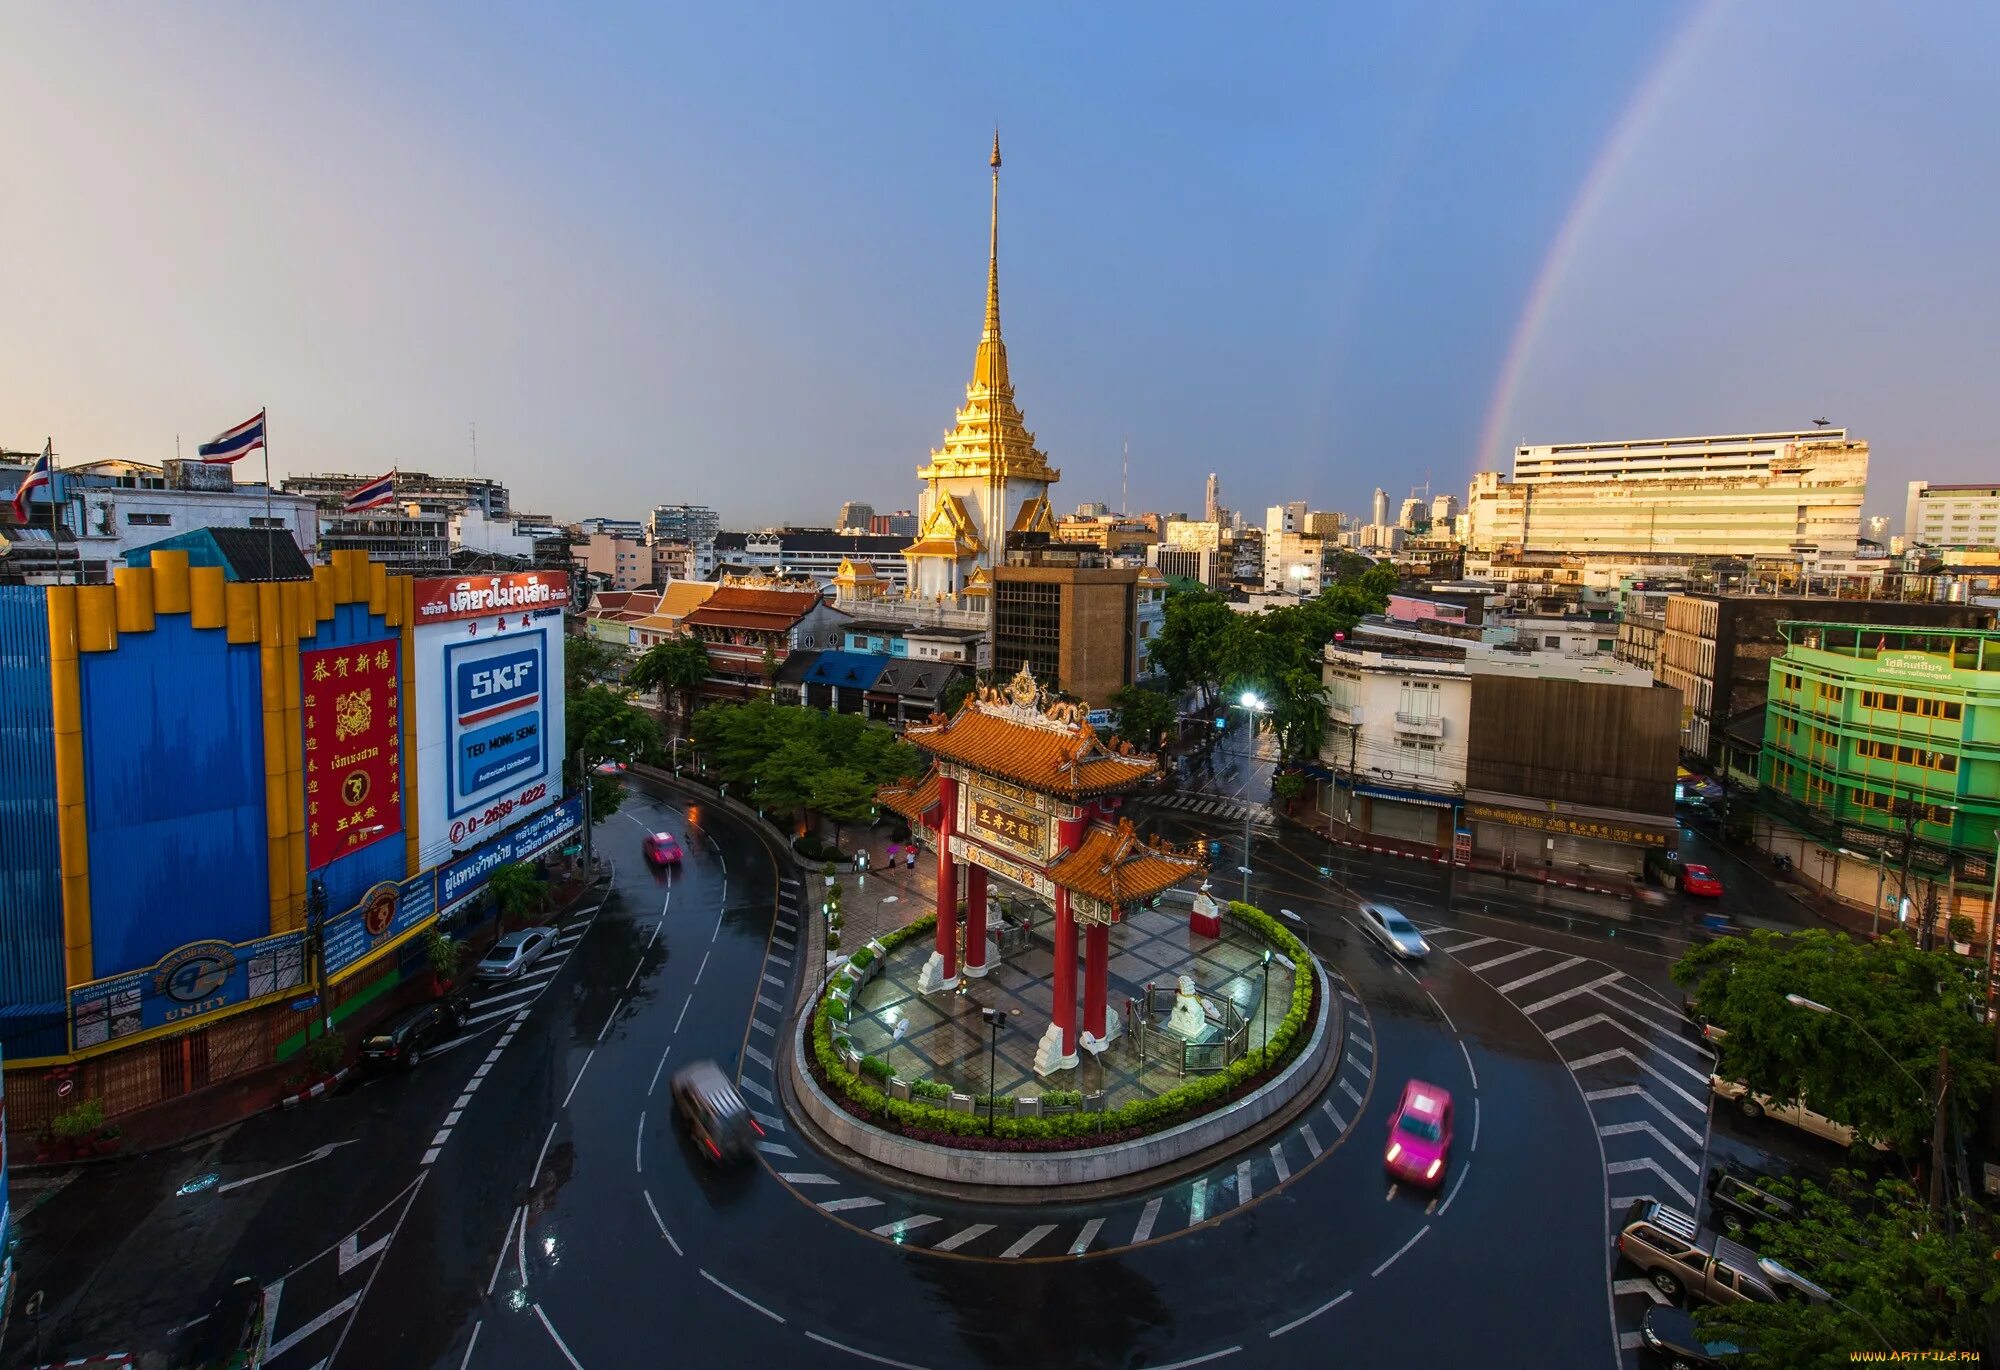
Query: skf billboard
413,573,568,859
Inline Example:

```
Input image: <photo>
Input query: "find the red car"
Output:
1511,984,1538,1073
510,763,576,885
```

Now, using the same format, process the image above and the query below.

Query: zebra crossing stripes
1136,791,1277,827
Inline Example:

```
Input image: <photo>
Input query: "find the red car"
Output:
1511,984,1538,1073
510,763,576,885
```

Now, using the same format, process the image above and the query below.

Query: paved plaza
847,900,1295,1105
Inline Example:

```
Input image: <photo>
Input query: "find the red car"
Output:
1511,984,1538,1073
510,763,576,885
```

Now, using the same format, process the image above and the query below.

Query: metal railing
1128,982,1249,1075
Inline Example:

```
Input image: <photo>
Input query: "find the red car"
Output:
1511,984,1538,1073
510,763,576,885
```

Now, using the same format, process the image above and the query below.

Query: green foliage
910,1079,951,1101
624,635,710,697
306,1032,346,1077
1040,1089,1084,1107
793,833,848,862
50,1097,107,1140
940,672,979,715
847,947,875,972
859,1054,894,1082
424,929,462,982
1673,928,1994,1155
567,680,667,823
812,766,879,836
563,632,627,691
1696,1170,2000,1367
1107,684,1175,750
691,700,919,829
1947,914,1976,945
488,861,549,922
1271,772,1307,802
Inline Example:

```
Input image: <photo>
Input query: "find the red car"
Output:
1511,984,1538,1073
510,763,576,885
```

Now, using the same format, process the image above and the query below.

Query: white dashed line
532,1122,557,1186
1068,1217,1104,1254
756,1140,796,1157
1371,1224,1430,1277
649,1042,673,1096
1496,955,1585,996
819,1196,885,1214
740,1078,774,1104
1345,1052,1372,1079
779,1172,839,1185
802,1332,933,1369
560,1050,594,1108
934,1222,995,1252
1145,1347,1243,1370
1300,1123,1323,1158
1438,1163,1470,1216
642,1188,683,1256
1323,1100,1347,1132
700,1268,785,1323
1189,1177,1208,1224
1521,971,1623,1016
871,1214,942,1239
1339,1078,1364,1107
488,1207,520,1295
1467,947,1537,975
1000,1224,1056,1258
745,1045,773,1070
1131,1197,1163,1244
1235,1159,1254,1205
1269,1142,1291,1183
1267,1289,1350,1338
635,1111,646,1172
694,950,711,985
675,995,694,1034
1460,1039,1479,1089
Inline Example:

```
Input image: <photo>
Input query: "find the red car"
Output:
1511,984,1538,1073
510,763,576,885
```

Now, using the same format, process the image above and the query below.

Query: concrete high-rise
1371,488,1390,528
1204,473,1221,524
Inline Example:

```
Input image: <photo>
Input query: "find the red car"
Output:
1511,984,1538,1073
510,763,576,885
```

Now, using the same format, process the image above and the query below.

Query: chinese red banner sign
303,641,404,869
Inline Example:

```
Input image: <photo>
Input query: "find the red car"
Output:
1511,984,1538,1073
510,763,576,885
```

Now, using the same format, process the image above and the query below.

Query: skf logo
456,647,539,727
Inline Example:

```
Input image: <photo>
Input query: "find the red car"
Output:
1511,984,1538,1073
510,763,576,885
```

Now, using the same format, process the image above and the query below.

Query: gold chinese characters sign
1465,801,1668,848
303,641,404,867
967,786,1048,861
949,836,1054,899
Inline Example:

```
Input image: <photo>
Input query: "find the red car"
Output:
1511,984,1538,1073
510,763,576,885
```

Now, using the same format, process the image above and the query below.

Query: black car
1640,1305,1742,1369
1706,1165,1796,1237
360,994,468,1069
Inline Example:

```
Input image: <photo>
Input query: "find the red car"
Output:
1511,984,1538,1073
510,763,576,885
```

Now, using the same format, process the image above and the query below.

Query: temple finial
991,127,1002,169
983,131,1002,344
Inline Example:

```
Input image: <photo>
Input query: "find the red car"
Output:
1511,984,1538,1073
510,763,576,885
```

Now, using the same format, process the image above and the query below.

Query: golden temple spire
981,129,1004,353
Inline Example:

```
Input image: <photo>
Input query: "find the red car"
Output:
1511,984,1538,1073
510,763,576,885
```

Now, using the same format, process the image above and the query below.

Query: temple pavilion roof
900,667,1158,797
1049,818,1207,905
877,772,942,830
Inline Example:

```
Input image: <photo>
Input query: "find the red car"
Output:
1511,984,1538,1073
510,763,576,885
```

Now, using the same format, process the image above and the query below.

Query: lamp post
1785,992,1946,1216
980,1006,1005,1136
1840,846,1888,938
304,822,385,1042
1233,691,1269,901
575,735,628,872
1260,947,1273,1066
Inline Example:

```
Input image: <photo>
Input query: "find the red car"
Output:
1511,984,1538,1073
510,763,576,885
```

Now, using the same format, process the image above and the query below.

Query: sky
3,3,1995,533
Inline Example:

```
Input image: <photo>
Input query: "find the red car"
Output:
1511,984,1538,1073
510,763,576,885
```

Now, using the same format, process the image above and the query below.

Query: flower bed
808,900,1320,1152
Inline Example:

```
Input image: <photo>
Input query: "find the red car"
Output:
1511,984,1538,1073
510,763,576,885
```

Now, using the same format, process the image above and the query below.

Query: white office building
1906,481,2000,552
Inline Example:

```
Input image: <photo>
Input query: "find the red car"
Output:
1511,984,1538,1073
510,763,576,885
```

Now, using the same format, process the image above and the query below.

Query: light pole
1840,846,1887,938
1233,691,1269,901
1785,992,1946,1216
980,1006,1005,1136
575,735,628,872
1260,947,1272,1066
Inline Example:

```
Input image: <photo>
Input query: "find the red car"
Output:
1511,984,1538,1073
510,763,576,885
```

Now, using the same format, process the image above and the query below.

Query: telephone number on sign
450,782,551,844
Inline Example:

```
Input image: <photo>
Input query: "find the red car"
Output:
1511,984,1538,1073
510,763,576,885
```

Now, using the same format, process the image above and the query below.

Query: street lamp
575,735,628,871
1838,846,1887,938
1782,994,1929,1105
980,1006,1006,1136
1233,691,1269,901
1260,947,1273,1066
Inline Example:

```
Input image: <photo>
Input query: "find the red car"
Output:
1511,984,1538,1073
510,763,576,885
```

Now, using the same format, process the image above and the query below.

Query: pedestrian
906,847,915,870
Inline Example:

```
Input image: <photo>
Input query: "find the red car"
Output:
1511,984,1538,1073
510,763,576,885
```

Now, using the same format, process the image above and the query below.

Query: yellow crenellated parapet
312,564,337,623
189,564,227,629
150,550,192,615
224,580,260,643
369,560,389,619
75,583,118,653
112,567,155,635
46,586,94,983
400,574,419,876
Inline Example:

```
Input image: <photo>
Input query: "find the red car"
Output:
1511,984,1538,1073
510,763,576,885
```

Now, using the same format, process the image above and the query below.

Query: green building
1758,621,2000,934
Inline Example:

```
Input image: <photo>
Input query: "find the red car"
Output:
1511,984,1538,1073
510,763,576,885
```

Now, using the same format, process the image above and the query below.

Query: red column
1051,890,1078,1058
963,863,989,976
933,773,959,988
1083,922,1109,1050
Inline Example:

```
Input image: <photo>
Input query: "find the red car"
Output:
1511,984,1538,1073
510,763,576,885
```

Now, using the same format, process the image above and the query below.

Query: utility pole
1930,1044,1950,1220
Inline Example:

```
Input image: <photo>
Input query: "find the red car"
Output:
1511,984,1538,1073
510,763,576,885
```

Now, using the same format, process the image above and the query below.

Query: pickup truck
1616,1200,1826,1307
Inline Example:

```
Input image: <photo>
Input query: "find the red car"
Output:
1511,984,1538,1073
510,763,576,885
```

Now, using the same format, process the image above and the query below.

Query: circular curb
786,955,1340,1191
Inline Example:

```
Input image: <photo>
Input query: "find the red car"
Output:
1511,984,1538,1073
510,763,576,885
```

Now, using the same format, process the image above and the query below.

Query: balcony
1393,711,1445,737
1328,700,1361,725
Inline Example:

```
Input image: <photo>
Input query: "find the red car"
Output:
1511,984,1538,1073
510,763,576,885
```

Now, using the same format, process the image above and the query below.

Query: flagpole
261,407,275,567
46,437,63,585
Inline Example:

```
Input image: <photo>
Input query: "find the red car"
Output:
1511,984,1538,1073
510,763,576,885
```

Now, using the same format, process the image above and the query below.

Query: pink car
1385,1079,1454,1188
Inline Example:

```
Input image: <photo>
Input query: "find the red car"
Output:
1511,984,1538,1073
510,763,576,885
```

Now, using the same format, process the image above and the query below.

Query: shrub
795,834,848,863
848,947,875,972
425,929,462,982
1949,915,1977,945
51,1097,107,1141
910,1078,952,1101
1041,1089,1083,1107
306,1032,347,1077
859,1054,894,1082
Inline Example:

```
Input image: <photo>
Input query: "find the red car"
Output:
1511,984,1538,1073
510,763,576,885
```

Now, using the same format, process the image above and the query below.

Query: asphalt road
7,770,1844,1370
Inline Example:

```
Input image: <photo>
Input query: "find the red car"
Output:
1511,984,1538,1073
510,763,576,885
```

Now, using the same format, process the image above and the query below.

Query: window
249,516,287,528
1544,636,1561,648
126,512,171,526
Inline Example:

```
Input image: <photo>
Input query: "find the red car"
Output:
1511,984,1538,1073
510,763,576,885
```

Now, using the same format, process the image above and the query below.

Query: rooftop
901,666,1159,797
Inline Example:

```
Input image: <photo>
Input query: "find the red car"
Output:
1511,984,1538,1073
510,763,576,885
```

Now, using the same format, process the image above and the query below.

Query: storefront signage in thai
69,930,308,1052
439,796,585,912
1876,650,1955,683
303,641,404,868
1466,801,1669,847
322,871,441,978
413,571,569,624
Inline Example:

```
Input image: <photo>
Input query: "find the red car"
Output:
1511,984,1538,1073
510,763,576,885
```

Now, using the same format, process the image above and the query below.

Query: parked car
1616,1200,1827,1307
644,832,683,866
1356,900,1429,959
670,1059,761,1165
1705,1165,1796,1238
1679,863,1724,897
360,993,469,1068
1384,1079,1454,1188
476,927,556,982
1709,1076,1888,1150
1639,1305,1743,1369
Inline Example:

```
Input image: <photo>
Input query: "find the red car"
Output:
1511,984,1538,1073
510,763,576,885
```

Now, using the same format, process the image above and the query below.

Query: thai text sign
69,931,308,1052
303,641,404,868
968,788,1048,861
446,630,549,820
440,796,584,911
1466,801,1669,847
1876,650,1955,683
413,571,569,624
322,871,440,978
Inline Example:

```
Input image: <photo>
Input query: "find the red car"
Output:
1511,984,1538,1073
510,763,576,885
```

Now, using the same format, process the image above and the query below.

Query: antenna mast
1122,436,1129,517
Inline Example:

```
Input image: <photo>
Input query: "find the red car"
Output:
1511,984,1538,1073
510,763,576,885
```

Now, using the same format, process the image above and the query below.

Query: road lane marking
818,1196,885,1213
534,1304,587,1368
560,1050,594,1108
649,1042,673,1096
459,1319,481,1370
1472,1096,1481,1150
745,1045,774,1070
268,1293,361,1359
1438,1162,1470,1215
1564,1047,1706,1110
1000,1224,1056,1258
1068,1217,1104,1254
488,1208,521,1296
1597,1121,1698,1173
779,1172,839,1185
1439,934,1498,954
934,1222,995,1252
1339,1078,1364,1107
598,1001,622,1042
635,1111,646,1172
1581,1085,1703,1143
642,1188,683,1256
803,1332,933,1369
1422,990,1457,1034
1131,1197,1163,1244
675,994,693,1034
872,1215,942,1239
740,1078,774,1104
1189,1177,1208,1224
532,1122,557,1185
762,972,786,989
1147,1348,1243,1369
1301,1123,1323,1157
1467,947,1537,975
445,1110,463,1127
1235,1159,1254,1204
1460,1040,1479,1089
1269,1142,1291,1183
1607,1157,1696,1207
699,1270,786,1324
1350,1032,1373,1055
757,993,784,1012
1268,1288,1350,1338
1345,1052,1371,1079
694,950,711,985
750,1018,775,1036
1521,971,1624,1016
751,1110,784,1132
757,1140,796,1157
768,953,791,967
1370,1224,1430,1277
1323,1099,1347,1132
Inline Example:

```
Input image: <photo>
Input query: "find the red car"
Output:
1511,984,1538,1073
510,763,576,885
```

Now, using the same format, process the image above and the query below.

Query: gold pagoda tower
902,133,1060,603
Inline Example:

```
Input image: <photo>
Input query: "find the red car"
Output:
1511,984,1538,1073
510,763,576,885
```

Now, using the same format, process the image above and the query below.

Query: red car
1679,863,1723,897
1385,1079,1453,1188
644,832,683,866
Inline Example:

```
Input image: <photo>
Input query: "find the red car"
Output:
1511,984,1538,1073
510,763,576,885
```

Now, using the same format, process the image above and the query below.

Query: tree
1107,684,1175,751
568,683,665,823
565,633,626,692
940,670,982,715
811,767,877,848
625,636,710,734
754,736,826,821
1696,1170,2000,1367
1673,928,1994,1156
488,861,549,926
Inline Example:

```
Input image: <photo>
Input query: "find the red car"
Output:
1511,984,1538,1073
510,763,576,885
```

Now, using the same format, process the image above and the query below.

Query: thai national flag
9,446,53,523
197,410,266,463
346,470,397,512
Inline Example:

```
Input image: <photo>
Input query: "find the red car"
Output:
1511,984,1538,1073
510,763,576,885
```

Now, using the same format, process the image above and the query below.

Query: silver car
1357,901,1429,959
475,926,557,982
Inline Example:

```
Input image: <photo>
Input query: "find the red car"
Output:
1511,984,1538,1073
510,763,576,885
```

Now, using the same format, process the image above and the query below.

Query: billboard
322,871,440,979
303,641,405,868
440,796,584,912
68,930,308,1052
413,575,567,861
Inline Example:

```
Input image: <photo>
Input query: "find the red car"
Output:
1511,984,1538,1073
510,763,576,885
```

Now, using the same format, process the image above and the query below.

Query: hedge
806,901,1319,1148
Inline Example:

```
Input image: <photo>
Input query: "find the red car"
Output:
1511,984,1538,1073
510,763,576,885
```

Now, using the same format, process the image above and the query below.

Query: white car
1357,901,1429,960
476,926,557,982
1710,1076,1890,1151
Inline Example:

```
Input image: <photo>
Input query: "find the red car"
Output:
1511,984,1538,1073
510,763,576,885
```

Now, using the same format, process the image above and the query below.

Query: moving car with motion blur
1357,900,1429,960
1384,1079,1453,1187
1679,863,1724,897
671,1059,762,1165
644,831,683,866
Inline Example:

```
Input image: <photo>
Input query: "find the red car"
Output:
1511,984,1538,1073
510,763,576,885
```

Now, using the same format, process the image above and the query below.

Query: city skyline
4,3,1995,531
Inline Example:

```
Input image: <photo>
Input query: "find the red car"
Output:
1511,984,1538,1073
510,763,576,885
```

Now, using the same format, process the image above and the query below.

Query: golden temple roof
904,666,1159,797
1049,818,1207,905
877,771,942,829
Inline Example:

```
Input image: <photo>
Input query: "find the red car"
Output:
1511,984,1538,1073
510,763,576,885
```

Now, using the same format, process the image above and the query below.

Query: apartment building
1905,482,2000,553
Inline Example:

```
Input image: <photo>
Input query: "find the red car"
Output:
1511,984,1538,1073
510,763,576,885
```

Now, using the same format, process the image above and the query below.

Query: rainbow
1473,0,1727,476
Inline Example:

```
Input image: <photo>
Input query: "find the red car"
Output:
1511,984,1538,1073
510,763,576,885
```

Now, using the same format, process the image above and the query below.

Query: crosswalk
774,968,1377,1262
1138,790,1277,828
1415,922,1711,1366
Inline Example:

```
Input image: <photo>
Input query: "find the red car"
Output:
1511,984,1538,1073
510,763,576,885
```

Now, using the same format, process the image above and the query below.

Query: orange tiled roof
1049,819,1206,904
905,706,1157,796
877,770,942,829
702,585,824,614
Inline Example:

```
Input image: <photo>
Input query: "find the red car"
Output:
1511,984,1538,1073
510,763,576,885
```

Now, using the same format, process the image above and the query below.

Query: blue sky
2,3,1993,530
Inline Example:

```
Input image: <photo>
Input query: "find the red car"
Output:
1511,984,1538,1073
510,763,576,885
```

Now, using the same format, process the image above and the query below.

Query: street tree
488,861,549,926
811,766,878,849
1672,928,1994,1156
1697,1170,2000,1367
565,633,626,691
568,682,665,823
624,636,710,733
1107,684,1175,750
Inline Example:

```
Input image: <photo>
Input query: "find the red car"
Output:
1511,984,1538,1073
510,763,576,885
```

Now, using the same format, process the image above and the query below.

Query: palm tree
625,635,711,738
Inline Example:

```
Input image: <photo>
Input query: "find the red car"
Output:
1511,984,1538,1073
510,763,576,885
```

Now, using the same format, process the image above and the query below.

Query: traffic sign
291,995,321,1013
